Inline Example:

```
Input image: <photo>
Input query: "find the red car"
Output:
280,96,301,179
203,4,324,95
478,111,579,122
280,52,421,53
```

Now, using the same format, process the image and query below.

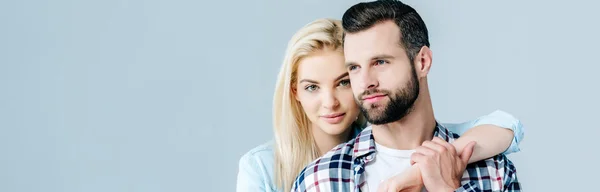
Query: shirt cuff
472,110,524,154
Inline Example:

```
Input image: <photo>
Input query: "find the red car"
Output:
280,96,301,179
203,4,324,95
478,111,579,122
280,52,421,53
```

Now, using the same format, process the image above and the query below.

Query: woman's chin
319,123,351,137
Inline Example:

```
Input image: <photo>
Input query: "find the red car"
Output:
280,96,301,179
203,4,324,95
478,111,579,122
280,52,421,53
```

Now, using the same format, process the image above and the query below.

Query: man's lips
362,94,386,100
362,94,386,103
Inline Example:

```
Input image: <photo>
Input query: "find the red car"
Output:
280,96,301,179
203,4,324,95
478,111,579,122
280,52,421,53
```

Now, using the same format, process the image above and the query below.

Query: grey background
0,0,597,191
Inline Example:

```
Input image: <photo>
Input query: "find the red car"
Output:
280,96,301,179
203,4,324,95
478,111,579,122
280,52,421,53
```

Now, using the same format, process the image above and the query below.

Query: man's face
343,20,420,125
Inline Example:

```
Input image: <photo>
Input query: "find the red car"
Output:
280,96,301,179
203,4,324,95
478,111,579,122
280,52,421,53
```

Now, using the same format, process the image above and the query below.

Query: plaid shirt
291,122,521,192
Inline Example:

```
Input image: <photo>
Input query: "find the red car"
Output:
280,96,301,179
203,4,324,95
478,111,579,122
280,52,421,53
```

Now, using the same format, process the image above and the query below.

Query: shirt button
366,155,373,160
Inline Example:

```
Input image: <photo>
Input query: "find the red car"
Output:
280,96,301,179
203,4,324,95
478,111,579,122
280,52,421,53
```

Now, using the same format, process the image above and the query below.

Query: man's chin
366,117,388,125
363,102,384,109
363,111,385,123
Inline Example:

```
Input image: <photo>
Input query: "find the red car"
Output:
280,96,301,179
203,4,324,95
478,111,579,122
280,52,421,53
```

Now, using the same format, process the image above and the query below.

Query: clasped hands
377,138,476,192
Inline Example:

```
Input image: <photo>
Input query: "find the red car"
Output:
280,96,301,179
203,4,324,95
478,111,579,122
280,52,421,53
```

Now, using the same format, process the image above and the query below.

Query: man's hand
377,165,424,192
410,138,476,192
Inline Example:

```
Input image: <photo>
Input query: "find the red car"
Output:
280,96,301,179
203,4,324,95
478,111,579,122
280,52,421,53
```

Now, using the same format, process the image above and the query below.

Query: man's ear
413,46,433,78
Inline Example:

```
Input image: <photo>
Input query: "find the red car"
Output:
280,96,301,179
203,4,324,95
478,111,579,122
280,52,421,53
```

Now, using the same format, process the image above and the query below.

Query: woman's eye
305,85,318,92
338,79,351,87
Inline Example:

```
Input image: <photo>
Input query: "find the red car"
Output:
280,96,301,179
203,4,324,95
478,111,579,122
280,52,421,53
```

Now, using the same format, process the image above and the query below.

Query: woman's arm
452,125,513,163
444,110,524,163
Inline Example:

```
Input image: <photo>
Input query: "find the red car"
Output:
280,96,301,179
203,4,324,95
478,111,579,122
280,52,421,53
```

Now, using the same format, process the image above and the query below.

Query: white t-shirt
364,142,424,192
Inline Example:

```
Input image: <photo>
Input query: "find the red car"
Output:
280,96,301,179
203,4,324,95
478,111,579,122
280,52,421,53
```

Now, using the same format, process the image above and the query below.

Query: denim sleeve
236,153,270,192
443,110,524,154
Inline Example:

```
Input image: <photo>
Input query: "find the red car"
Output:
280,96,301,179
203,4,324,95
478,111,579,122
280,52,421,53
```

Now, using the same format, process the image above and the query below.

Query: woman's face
294,48,360,137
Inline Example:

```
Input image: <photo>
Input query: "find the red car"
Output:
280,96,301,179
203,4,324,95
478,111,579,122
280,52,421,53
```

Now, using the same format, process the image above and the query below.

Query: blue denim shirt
235,110,524,192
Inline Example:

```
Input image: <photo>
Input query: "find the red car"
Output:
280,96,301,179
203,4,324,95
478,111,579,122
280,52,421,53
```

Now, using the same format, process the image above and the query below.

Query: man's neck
371,93,436,150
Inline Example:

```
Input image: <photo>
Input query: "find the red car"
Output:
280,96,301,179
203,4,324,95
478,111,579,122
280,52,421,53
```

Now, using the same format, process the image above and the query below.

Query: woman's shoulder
238,140,275,170
242,140,274,156
237,140,277,191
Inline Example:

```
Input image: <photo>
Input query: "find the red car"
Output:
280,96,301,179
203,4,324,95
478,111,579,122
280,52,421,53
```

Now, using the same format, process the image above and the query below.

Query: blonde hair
272,18,352,191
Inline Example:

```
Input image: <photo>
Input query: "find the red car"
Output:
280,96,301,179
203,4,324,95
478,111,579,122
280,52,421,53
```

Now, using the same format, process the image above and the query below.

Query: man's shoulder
462,154,521,191
322,136,359,157
466,153,518,177
298,137,357,175
302,127,371,170
444,126,518,180
292,138,358,192
441,126,521,191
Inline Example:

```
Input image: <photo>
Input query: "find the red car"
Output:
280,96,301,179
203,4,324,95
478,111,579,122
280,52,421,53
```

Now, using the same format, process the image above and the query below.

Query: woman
236,18,524,192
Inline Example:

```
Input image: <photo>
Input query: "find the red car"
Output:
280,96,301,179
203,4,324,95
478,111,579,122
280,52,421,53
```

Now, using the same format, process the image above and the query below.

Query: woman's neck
311,124,353,156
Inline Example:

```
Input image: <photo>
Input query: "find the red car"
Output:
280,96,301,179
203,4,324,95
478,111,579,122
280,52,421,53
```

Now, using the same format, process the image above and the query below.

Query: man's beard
356,68,420,125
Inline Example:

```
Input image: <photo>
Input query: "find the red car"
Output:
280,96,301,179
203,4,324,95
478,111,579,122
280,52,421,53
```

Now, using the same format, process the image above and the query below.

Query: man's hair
342,0,430,61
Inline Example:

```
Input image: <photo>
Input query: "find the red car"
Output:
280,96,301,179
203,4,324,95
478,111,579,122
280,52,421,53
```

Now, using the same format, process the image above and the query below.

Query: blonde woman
235,18,524,192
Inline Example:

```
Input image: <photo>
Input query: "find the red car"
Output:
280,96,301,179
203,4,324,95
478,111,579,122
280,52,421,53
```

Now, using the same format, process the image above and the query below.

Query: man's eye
375,60,387,65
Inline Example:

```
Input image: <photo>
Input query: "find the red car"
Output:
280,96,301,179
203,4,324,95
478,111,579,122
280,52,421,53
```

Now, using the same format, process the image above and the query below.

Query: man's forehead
343,21,402,61
346,20,399,39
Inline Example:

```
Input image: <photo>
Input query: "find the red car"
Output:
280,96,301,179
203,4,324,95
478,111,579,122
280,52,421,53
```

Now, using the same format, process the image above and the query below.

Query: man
291,1,521,192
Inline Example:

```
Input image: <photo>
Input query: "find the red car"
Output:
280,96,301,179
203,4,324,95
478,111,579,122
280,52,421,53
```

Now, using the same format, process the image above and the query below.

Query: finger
415,146,436,157
411,148,432,165
459,141,476,164
388,182,402,192
384,179,398,192
379,178,401,192
432,137,456,154
411,152,427,164
421,140,447,154
386,173,411,192
377,180,388,192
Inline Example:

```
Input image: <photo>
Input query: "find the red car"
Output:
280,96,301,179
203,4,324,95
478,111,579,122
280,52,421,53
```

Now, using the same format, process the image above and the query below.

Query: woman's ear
293,87,300,101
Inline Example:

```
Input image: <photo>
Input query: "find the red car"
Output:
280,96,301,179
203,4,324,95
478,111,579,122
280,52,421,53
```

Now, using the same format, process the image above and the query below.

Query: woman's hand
377,165,424,192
